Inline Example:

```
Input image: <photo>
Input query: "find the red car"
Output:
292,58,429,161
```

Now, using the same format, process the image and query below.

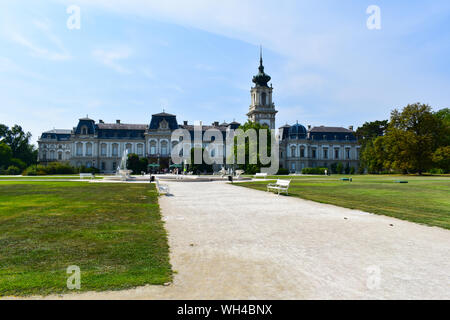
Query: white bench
254,173,268,180
80,173,94,180
155,179,170,195
267,179,291,195
235,170,245,178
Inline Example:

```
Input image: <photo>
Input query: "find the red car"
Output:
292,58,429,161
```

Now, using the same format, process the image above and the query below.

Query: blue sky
1,0,450,144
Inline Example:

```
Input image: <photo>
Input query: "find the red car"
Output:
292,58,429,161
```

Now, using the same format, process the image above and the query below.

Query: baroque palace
38,54,360,173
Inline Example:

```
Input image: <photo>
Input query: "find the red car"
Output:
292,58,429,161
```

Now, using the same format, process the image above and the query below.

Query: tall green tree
356,120,388,173
0,124,38,167
356,120,388,146
233,121,272,175
434,108,450,125
0,143,12,168
384,103,445,174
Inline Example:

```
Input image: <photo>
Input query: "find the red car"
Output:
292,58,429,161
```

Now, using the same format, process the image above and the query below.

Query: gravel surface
16,181,450,300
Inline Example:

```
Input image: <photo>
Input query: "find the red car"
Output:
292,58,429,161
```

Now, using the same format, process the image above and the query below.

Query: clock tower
247,48,278,129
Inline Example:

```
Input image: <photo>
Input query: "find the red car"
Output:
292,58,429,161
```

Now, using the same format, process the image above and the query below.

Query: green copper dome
252,48,271,87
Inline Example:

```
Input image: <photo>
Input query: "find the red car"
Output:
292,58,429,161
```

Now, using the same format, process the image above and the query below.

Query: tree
0,124,37,167
384,103,444,174
189,147,213,174
336,163,344,174
0,124,8,139
0,143,12,168
434,108,450,125
432,146,450,173
361,136,388,173
356,120,388,173
356,120,388,146
127,154,148,174
233,121,272,175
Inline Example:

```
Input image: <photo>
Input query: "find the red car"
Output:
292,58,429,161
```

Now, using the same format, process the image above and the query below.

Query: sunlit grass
238,175,450,229
0,181,171,296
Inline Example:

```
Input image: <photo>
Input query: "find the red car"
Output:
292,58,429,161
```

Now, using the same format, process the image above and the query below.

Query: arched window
161,141,168,155
42,151,47,161
261,92,267,106
81,126,88,135
101,143,107,156
150,141,157,155
137,144,144,156
76,143,83,156
112,143,119,157
126,143,132,154
290,146,296,158
300,147,305,158
86,143,92,156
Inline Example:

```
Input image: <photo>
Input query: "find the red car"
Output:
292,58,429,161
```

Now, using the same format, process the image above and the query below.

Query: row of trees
0,124,38,175
357,104,450,174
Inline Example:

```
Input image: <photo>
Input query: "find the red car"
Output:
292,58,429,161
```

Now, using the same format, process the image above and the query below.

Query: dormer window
81,126,88,135
159,120,169,130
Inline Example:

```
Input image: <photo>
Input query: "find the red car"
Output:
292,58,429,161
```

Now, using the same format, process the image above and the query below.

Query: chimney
214,121,219,127
349,125,354,131
116,120,121,124
183,121,188,126
307,125,311,130
99,120,104,124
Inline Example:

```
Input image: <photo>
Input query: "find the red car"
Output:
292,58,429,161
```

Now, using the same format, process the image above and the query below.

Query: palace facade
38,54,360,173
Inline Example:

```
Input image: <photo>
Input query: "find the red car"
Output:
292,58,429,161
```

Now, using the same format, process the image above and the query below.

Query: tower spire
260,45,263,67
253,45,270,87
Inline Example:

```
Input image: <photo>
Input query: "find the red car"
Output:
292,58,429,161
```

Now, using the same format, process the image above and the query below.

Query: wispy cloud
92,47,133,74
0,56,48,80
7,18,71,61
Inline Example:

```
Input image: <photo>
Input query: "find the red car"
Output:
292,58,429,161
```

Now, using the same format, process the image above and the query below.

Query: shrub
336,163,344,174
330,163,338,174
350,167,356,175
22,166,38,176
24,162,80,175
78,166,100,174
429,168,445,174
302,167,328,175
45,162,76,175
344,163,350,174
277,168,289,175
6,165,21,175
10,158,27,170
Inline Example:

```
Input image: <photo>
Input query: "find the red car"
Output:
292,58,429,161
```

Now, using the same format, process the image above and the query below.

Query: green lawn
238,175,450,230
0,176,104,180
0,181,171,296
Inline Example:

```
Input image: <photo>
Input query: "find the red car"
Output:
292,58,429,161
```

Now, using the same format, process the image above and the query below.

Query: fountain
115,150,133,181
104,150,134,181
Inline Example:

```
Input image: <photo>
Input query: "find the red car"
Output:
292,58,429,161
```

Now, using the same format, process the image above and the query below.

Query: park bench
267,179,291,196
254,173,268,180
235,170,245,178
79,173,94,180
155,178,170,195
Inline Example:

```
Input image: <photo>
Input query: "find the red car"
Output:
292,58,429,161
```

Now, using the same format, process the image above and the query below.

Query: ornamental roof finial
260,45,263,67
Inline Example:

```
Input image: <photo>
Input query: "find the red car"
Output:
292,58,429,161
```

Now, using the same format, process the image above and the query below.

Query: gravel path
20,181,450,300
